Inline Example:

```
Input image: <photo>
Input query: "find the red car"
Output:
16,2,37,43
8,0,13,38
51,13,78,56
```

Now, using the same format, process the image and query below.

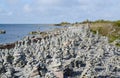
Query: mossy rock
29,31,41,35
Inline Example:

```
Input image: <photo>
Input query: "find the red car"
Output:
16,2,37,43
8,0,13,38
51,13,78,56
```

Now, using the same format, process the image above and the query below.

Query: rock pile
0,25,120,78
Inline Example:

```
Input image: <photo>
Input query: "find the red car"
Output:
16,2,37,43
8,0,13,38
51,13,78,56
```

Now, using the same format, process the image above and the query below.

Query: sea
0,24,62,44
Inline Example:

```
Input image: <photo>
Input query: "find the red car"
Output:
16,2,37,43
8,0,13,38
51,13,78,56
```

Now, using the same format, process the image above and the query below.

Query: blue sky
0,0,120,24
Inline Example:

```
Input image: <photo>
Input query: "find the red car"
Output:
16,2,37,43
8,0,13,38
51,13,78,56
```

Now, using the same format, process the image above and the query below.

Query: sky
0,0,120,24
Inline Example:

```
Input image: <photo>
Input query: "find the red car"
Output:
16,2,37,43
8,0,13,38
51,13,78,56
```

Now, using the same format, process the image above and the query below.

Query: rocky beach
0,25,120,78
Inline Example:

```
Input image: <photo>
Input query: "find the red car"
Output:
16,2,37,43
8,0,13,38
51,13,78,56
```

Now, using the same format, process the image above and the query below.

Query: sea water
0,24,61,44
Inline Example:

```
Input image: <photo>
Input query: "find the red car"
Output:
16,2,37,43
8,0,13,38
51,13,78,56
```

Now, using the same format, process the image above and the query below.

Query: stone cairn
0,25,120,78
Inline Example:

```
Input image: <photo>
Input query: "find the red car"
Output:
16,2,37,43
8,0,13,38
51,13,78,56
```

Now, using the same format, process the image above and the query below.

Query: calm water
0,24,61,44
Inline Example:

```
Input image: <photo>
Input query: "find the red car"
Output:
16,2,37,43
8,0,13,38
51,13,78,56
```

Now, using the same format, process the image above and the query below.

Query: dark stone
71,61,75,68
98,75,110,78
36,38,42,41
113,67,120,72
64,68,73,77
32,38,38,43
46,55,52,59
37,64,47,77
7,55,14,64
95,68,104,72
0,43,15,49
79,61,86,67
0,30,6,34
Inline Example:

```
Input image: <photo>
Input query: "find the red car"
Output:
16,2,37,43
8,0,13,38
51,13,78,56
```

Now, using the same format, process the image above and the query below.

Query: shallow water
0,24,61,44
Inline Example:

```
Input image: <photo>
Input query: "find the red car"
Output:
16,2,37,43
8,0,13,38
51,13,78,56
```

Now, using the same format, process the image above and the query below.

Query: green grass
85,19,120,47
108,35,119,43
115,43,120,47
56,22,71,26
90,29,97,34
113,20,120,27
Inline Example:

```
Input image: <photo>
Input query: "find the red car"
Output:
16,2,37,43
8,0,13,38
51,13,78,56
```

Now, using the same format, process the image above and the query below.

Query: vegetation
90,29,97,34
29,31,41,35
80,19,92,24
55,19,120,47
79,19,120,47
55,22,71,26
113,20,120,27
115,43,120,47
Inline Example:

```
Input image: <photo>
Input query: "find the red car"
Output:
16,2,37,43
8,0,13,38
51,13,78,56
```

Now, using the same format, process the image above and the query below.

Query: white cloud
1,0,120,23
7,0,19,4
8,11,13,16
0,7,13,16
0,11,13,16
36,0,60,6
23,4,32,13
0,8,3,13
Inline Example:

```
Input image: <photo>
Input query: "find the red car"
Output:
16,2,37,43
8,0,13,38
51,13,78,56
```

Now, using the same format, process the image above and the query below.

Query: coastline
0,24,63,44
0,26,63,49
0,25,120,78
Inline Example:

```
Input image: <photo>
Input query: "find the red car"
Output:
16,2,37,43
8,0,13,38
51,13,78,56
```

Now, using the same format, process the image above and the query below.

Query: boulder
0,30,6,34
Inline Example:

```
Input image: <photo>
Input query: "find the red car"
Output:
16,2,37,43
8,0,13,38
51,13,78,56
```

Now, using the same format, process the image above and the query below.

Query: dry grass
89,22,120,46
61,20,120,46
90,23,113,36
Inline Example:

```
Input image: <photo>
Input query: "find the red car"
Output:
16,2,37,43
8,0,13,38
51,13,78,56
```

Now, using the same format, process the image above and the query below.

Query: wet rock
0,30,6,34
0,43,15,49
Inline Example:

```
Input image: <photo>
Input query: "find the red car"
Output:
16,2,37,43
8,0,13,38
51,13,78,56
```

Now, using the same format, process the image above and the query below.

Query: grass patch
113,20,120,27
55,22,71,26
64,19,120,47
115,43,120,47
85,20,120,46
90,29,97,34
108,35,119,43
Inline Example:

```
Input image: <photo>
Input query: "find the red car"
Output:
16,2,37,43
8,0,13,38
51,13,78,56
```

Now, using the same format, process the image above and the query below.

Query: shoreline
0,24,63,44
0,26,65,49
0,25,120,78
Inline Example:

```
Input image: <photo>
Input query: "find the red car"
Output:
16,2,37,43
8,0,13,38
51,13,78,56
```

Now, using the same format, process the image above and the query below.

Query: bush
93,20,112,23
81,19,92,24
113,20,120,27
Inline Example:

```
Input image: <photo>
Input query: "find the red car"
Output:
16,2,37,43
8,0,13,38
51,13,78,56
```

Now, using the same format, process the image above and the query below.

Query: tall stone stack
47,48,63,78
